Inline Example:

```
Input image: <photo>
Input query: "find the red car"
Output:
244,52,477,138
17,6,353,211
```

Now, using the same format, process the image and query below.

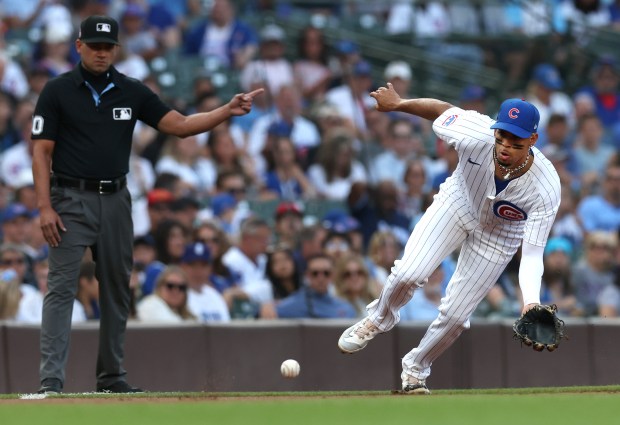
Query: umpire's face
76,40,118,75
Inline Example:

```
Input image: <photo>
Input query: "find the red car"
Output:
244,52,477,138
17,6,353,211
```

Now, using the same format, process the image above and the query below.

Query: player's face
76,40,118,75
493,129,535,167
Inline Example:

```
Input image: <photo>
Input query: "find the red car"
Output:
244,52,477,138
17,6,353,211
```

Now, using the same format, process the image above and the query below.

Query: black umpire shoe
96,381,145,393
37,378,62,395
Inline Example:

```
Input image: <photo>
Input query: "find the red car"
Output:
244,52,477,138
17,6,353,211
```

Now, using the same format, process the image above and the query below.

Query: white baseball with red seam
280,359,300,378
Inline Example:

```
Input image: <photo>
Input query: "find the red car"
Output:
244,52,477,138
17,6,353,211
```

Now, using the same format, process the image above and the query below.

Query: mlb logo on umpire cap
490,98,540,139
79,15,120,45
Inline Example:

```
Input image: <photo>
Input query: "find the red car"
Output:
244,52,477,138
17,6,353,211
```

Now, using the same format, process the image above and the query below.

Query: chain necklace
493,148,530,180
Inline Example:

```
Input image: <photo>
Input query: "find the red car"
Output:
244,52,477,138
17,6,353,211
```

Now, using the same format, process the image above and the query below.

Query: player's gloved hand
513,304,566,352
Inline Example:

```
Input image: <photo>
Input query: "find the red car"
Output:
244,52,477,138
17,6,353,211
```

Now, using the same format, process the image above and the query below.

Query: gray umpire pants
40,185,133,388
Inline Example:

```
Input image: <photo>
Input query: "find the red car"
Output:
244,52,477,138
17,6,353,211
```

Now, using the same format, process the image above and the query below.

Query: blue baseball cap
353,60,372,77
210,193,236,217
181,242,211,263
533,63,563,90
2,203,31,223
544,237,573,257
490,98,540,139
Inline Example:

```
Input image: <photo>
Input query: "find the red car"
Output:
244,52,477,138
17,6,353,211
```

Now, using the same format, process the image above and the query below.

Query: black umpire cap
78,15,120,45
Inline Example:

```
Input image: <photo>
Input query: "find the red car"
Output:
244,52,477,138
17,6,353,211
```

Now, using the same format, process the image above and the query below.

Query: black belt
51,174,127,195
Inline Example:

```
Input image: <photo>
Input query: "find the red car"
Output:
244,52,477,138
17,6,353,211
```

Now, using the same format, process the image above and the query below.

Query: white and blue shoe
338,318,381,354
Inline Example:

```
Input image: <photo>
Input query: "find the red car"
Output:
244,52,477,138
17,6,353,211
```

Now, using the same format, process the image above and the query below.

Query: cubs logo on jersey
493,201,527,221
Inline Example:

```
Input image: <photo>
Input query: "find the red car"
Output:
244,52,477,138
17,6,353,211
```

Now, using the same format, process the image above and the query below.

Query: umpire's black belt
51,174,127,195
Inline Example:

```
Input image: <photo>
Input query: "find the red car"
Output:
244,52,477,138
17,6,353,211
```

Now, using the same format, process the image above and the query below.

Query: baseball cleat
37,378,62,395
401,372,431,395
96,381,145,393
338,317,380,354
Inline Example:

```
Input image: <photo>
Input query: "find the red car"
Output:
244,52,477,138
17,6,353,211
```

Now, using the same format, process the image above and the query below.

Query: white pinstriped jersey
432,107,561,255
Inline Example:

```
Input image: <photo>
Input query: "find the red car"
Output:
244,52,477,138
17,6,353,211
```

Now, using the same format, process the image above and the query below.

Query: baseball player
338,83,561,394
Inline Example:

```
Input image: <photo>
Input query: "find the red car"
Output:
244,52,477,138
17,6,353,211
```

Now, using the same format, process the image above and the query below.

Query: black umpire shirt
32,63,172,180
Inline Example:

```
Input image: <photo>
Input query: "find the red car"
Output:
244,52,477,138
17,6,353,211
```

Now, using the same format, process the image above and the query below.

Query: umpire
32,15,262,394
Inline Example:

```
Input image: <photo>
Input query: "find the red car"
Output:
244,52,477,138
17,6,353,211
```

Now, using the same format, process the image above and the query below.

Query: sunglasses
309,269,331,278
164,282,188,292
227,187,246,195
1,258,24,266
343,269,366,278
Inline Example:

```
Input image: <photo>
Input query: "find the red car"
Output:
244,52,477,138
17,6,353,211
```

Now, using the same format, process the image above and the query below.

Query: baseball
280,359,300,378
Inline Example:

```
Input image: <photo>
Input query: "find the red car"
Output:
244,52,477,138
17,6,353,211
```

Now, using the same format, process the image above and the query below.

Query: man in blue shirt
276,253,356,319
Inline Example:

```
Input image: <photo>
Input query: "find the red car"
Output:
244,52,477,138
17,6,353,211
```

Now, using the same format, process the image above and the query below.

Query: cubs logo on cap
79,15,120,45
490,98,540,139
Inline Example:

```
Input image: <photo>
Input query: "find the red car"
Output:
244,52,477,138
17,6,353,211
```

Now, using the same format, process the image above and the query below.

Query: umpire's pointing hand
370,82,402,113
227,88,265,116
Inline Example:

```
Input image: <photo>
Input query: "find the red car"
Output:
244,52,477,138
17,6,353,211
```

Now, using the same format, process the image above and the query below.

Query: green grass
1,387,619,425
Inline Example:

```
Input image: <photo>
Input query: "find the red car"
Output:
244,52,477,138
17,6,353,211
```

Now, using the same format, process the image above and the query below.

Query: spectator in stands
209,192,237,235
399,158,431,225
33,23,74,78
240,23,294,99
572,230,618,316
265,243,302,301
321,230,353,265
273,201,304,248
119,3,161,61
0,50,29,100
0,90,20,152
551,183,584,250
141,218,188,296
0,269,21,320
1,203,37,260
75,260,100,320
325,59,375,139
525,63,575,135
247,85,321,175
276,253,356,318
385,1,451,37
322,209,363,255
208,124,256,184
333,253,380,317
572,113,615,194
0,101,35,188
137,265,196,322
181,241,230,322
577,161,620,233
399,262,446,321
295,223,327,273
307,130,367,200
369,118,426,190
128,146,156,238
262,136,317,201
575,56,620,131
541,237,583,317
598,264,620,318
222,217,274,317
458,84,487,114
366,230,402,285
145,188,175,236
430,141,458,198
293,25,332,104
348,180,411,249
155,134,216,197
192,219,244,305
557,0,611,46
182,0,258,70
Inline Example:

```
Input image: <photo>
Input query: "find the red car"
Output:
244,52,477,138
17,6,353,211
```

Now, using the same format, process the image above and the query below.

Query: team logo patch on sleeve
113,108,132,120
441,115,458,126
493,201,527,221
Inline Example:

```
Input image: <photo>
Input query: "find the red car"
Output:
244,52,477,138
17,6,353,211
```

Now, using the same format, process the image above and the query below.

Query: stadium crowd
0,0,619,323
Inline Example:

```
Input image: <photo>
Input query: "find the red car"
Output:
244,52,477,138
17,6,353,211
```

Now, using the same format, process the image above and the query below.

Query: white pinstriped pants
366,199,512,381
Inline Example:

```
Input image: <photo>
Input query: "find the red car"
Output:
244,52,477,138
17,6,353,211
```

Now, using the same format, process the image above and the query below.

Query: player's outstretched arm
370,82,453,121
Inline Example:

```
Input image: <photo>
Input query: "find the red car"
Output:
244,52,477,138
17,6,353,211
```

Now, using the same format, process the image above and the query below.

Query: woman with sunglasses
136,265,196,323
333,253,381,317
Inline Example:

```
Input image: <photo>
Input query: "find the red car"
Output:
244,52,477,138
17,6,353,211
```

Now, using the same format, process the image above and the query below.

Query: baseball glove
513,304,566,352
